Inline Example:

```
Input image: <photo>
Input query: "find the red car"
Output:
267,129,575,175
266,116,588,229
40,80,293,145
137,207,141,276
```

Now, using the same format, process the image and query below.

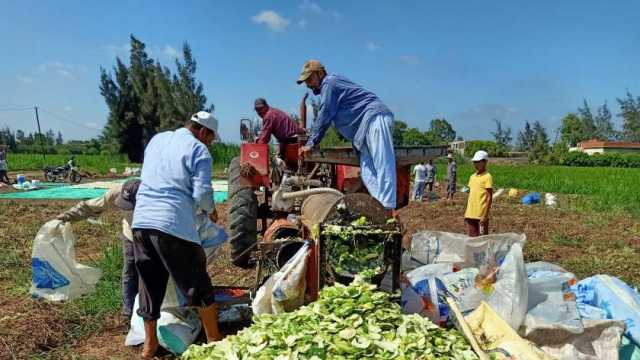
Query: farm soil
1,191,639,359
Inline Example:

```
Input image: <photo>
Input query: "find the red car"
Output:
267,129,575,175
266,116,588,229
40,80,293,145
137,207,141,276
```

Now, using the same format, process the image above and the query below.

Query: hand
299,145,312,159
209,208,219,223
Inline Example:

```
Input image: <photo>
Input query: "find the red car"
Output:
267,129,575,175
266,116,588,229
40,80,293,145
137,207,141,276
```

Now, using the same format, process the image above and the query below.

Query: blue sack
521,192,541,205
32,257,70,289
573,275,640,347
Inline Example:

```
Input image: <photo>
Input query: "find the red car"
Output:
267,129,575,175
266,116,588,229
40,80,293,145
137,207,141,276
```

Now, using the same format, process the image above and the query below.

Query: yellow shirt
464,172,493,219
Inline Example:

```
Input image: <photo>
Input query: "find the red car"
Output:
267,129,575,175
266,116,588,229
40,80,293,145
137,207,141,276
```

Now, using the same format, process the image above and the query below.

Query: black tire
45,171,55,182
227,157,258,268
70,171,82,183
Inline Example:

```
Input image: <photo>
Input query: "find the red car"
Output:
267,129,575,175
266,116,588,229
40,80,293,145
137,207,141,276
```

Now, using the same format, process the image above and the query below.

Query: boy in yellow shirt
464,150,493,236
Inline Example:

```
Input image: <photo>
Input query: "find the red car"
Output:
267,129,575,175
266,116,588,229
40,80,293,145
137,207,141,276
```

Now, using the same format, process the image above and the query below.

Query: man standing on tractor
131,111,222,358
254,98,305,146
296,60,397,209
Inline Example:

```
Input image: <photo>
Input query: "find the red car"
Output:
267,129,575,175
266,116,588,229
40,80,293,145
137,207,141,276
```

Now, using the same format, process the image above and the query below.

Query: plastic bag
522,262,583,337
522,192,541,205
527,319,624,360
30,220,101,301
271,242,310,314
544,193,557,208
252,243,310,316
125,295,201,355
196,212,228,262
403,231,528,329
573,275,640,346
465,302,554,360
401,263,453,325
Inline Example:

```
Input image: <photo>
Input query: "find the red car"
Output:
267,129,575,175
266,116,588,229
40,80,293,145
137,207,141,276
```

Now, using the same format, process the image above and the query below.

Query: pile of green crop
323,217,391,278
183,278,478,360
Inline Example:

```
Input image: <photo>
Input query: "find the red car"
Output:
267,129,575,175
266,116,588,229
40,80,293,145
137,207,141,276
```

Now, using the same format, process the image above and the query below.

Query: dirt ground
1,189,639,359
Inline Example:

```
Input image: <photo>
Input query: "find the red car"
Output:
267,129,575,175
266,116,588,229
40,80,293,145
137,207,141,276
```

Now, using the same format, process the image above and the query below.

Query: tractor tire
227,157,258,268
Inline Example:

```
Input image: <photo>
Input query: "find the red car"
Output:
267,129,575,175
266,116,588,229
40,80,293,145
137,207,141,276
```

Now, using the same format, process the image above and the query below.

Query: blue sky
1,0,639,143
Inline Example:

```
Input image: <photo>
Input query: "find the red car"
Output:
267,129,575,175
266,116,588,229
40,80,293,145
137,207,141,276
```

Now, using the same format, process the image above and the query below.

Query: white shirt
414,164,426,183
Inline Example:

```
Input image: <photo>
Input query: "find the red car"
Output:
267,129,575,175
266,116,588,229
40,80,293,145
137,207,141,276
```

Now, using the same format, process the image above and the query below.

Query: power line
38,107,101,132
0,106,33,112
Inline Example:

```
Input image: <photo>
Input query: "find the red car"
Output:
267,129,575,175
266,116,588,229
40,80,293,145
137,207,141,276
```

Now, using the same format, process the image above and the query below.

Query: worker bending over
132,111,222,358
297,60,397,209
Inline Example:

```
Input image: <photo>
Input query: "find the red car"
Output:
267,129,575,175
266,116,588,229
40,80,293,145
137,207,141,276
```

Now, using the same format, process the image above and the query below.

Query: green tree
529,121,550,162
516,121,535,152
403,128,430,145
426,118,456,144
559,113,587,147
491,119,512,153
594,102,617,140
56,131,64,146
577,99,596,140
392,120,408,145
617,91,640,142
319,127,350,148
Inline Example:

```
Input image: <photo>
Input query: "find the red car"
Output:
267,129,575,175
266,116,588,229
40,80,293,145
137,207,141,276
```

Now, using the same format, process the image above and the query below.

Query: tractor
227,117,448,300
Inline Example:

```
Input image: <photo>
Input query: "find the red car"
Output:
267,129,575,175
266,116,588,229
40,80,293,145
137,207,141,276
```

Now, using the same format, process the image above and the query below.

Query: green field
7,153,136,174
436,162,640,215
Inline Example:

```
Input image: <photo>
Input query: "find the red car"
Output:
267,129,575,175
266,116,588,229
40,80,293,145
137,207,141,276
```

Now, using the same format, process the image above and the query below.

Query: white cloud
399,55,420,65
163,45,180,59
64,106,72,112
38,62,84,79
251,10,290,32
300,0,342,18
17,75,33,84
367,41,380,52
298,19,308,28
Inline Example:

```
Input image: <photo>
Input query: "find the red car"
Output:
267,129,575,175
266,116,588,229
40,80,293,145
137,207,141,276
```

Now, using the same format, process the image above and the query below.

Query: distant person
412,162,426,201
67,155,76,169
464,150,493,237
57,179,141,323
425,159,436,194
0,146,10,184
446,153,457,200
132,111,222,358
296,59,397,210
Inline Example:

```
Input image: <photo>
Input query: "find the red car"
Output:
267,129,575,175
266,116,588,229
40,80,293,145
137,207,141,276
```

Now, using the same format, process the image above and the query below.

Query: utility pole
34,106,46,160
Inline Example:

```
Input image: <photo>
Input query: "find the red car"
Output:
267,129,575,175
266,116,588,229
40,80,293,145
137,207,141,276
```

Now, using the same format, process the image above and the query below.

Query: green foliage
426,118,456,144
100,35,214,162
559,113,586,147
402,127,429,145
464,140,508,158
392,120,408,145
617,91,640,142
446,163,640,215
391,118,456,146
557,151,640,168
491,119,512,152
210,142,240,165
320,127,350,148
7,153,135,174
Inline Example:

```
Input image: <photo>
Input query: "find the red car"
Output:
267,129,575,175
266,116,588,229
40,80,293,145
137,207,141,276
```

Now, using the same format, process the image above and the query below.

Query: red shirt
256,107,304,144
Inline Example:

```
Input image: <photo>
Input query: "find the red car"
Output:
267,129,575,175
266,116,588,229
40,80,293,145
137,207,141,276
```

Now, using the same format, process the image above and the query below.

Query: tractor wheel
227,157,258,268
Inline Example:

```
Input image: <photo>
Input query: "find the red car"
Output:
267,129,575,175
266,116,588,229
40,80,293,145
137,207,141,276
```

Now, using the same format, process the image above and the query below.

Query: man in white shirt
412,162,427,201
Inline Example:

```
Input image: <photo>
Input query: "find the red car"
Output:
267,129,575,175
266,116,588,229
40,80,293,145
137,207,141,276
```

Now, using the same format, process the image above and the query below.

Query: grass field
436,161,640,216
7,153,136,174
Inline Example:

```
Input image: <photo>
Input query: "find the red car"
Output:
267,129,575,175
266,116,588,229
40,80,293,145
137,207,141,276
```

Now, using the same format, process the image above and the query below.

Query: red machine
228,119,447,298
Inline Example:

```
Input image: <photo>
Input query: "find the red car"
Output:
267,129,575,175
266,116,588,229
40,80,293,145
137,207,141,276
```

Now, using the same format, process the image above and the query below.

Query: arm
56,186,119,222
305,82,339,148
192,147,214,213
482,188,493,222
299,93,308,129
255,116,273,144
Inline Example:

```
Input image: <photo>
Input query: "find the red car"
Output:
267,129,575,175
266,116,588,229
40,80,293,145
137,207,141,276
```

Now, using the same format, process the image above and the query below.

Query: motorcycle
43,164,82,183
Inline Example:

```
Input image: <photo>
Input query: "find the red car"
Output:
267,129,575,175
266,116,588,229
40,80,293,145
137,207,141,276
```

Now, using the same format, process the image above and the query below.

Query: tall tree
617,91,640,142
559,113,587,147
491,119,512,152
529,121,550,161
56,131,64,145
15,130,25,143
594,102,617,140
577,99,597,140
403,128,430,145
426,118,456,144
516,121,535,151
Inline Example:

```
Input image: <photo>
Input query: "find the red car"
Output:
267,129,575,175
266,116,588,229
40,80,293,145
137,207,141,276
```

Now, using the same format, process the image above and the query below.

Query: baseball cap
191,111,219,140
297,59,325,84
114,179,141,211
471,150,489,162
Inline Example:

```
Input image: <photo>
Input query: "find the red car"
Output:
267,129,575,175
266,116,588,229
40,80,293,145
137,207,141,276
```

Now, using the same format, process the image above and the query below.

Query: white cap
471,150,489,162
191,111,219,139
447,153,454,159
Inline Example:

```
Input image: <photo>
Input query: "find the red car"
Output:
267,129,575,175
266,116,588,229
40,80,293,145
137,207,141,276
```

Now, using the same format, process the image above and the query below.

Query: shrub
464,140,508,158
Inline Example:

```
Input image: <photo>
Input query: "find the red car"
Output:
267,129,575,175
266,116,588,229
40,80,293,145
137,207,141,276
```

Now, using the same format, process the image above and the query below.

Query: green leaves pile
182,278,478,360
324,224,388,277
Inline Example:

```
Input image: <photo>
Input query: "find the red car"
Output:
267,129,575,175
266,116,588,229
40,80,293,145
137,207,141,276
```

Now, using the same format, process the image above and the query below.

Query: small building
571,139,640,155
449,140,465,155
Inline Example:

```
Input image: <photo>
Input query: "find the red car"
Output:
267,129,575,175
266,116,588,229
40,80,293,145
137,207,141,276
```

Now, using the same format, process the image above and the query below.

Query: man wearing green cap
297,60,397,209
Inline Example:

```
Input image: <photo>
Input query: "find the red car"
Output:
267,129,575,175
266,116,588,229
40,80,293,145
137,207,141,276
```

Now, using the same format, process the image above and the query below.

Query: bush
464,140,508,158
558,151,640,168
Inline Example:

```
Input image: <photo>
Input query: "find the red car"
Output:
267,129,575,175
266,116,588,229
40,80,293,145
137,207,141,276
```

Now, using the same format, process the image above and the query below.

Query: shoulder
268,107,288,119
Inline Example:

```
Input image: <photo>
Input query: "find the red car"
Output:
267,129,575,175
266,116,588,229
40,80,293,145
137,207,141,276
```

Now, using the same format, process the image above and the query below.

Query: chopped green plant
183,277,478,359
323,224,390,277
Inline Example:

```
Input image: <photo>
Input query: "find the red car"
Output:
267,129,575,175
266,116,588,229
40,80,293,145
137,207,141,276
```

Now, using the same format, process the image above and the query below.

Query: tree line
0,127,101,155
